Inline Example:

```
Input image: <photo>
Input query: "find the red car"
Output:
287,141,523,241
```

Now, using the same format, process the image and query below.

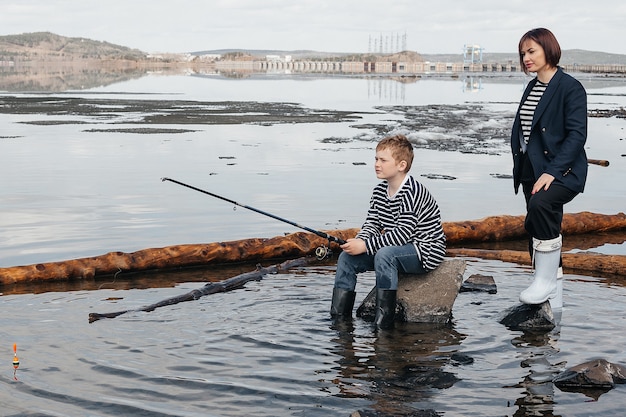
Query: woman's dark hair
518,28,561,74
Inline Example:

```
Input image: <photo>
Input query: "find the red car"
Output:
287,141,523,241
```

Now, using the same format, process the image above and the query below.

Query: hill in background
0,32,156,92
0,32,146,61
3,32,626,66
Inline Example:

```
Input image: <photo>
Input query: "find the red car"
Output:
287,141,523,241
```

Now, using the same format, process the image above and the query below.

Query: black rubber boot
330,288,356,318
374,288,397,330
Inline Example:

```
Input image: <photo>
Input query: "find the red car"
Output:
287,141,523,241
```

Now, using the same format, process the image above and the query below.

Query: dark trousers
519,152,578,240
522,182,577,240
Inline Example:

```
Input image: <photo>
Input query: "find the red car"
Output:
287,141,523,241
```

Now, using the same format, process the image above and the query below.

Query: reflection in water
367,78,409,103
461,230,626,255
507,319,563,416
509,316,619,415
463,76,483,93
0,65,153,92
1,263,256,295
330,319,466,415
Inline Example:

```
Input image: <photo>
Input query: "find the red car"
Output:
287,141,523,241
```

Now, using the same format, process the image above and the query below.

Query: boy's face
375,148,407,181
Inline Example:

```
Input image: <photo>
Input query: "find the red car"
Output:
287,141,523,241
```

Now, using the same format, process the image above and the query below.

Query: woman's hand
340,238,367,256
532,173,555,194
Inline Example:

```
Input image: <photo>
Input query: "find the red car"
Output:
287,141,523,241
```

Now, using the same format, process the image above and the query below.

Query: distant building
199,54,221,60
265,55,291,62
464,44,484,64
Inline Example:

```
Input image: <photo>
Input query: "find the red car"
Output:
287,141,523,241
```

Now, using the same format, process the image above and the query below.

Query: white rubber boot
520,235,561,305
549,267,564,311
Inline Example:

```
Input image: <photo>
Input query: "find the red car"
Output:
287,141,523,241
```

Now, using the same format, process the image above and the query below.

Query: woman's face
520,39,551,74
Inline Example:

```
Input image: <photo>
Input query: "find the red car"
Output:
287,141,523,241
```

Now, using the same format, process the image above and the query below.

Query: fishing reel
315,236,347,260
315,241,333,260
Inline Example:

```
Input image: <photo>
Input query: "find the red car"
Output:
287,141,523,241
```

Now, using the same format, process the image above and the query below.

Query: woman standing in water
510,28,588,310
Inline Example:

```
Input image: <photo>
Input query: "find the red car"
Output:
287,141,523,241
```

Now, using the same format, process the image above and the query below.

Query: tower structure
463,44,484,64
368,32,408,53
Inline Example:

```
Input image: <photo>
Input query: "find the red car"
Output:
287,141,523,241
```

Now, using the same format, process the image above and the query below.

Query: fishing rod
161,177,346,259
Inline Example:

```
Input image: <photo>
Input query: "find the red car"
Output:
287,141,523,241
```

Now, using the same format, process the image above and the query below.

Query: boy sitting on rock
331,134,446,329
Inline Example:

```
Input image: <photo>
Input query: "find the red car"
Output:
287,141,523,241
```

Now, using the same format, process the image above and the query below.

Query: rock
395,364,459,389
450,353,475,366
498,302,556,332
553,359,626,390
356,258,465,324
460,273,497,294
350,409,441,417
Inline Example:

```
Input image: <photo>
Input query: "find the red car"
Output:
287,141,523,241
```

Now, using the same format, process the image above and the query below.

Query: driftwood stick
88,257,313,323
588,159,610,167
447,248,626,276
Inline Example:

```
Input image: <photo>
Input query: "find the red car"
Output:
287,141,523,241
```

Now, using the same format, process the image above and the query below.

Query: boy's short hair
376,134,414,172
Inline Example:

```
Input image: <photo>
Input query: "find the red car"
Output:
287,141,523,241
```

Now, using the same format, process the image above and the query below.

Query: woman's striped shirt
520,80,548,145
356,175,446,271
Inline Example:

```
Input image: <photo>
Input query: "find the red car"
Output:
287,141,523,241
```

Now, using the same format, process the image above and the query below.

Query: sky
1,0,625,55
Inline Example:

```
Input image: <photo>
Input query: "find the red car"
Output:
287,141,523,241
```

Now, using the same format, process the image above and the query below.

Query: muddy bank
0,96,538,156
2,96,514,155
2,95,623,156
0,96,369,127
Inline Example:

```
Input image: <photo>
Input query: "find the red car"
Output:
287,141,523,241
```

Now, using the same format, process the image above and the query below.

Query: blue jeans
334,244,426,291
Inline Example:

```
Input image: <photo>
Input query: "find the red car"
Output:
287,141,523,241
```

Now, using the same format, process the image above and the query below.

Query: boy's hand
341,238,367,256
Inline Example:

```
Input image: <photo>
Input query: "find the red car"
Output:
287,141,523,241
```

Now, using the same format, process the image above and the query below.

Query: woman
510,28,587,310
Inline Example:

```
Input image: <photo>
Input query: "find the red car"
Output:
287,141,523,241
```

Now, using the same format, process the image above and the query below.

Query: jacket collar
530,66,563,129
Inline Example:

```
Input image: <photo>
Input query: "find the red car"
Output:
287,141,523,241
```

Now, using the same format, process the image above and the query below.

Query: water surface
2,72,626,416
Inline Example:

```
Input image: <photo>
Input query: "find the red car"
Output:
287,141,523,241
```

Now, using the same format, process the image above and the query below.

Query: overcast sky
1,0,625,55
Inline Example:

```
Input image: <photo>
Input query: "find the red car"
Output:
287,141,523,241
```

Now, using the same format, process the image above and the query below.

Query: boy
331,134,446,329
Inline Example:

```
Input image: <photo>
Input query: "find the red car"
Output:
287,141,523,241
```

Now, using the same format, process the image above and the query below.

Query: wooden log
88,257,312,322
0,229,358,285
1,211,626,285
443,211,626,244
447,248,626,276
588,159,610,167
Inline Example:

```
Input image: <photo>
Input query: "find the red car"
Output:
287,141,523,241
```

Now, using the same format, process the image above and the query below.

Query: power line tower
369,32,408,53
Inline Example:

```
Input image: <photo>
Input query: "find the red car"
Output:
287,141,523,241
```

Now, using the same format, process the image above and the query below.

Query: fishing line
161,177,346,259
98,267,123,290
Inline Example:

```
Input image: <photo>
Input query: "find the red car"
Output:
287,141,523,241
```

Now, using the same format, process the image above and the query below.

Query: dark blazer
510,67,588,194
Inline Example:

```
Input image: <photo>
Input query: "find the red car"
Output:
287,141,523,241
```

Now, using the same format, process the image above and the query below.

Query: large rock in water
498,302,556,332
553,359,626,390
356,258,465,324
